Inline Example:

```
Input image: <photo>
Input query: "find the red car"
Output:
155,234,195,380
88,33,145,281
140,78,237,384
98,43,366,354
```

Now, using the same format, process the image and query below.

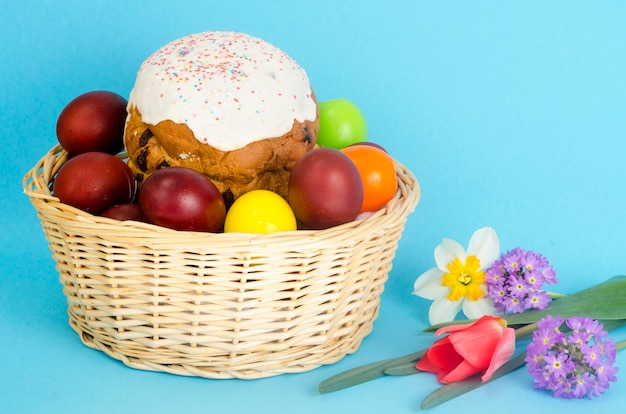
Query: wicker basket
23,144,420,379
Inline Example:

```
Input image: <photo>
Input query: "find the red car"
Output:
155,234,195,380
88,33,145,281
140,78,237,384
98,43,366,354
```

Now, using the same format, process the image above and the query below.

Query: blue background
2,1,626,413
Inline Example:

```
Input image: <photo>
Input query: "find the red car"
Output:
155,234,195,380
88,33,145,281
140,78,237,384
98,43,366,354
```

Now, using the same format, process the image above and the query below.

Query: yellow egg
224,189,297,234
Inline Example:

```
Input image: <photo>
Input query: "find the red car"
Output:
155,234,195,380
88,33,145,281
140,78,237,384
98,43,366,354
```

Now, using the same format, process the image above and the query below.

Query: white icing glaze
128,31,317,152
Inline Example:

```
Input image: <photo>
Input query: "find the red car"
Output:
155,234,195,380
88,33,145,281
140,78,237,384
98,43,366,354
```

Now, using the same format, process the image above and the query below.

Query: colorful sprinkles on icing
128,31,316,152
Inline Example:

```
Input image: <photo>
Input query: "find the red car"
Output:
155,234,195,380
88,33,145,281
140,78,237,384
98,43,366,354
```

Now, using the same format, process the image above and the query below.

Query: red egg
101,203,145,222
53,152,137,215
138,167,226,232
56,90,128,156
288,148,364,230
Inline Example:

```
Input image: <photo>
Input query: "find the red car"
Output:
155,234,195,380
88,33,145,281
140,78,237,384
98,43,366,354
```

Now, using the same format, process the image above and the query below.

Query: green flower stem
317,323,540,394
513,322,537,340
420,351,528,410
318,349,426,394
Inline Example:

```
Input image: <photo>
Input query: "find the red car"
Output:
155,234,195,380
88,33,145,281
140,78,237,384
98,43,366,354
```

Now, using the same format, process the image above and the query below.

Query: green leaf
420,351,528,410
318,349,426,394
502,275,626,325
384,363,422,376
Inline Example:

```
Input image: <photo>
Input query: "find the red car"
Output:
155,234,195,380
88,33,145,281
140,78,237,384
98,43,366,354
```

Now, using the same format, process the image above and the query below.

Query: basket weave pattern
23,145,420,379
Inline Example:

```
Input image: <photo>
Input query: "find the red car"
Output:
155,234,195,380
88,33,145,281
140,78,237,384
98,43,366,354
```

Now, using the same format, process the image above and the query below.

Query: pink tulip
416,315,516,384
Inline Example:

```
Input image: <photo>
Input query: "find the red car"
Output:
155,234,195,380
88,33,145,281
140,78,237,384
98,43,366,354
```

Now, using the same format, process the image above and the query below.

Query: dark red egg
101,203,145,222
288,148,363,230
53,152,137,215
138,167,226,232
56,90,127,156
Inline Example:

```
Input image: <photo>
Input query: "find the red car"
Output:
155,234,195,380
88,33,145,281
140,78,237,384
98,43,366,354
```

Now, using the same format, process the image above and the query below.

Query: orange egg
340,144,398,212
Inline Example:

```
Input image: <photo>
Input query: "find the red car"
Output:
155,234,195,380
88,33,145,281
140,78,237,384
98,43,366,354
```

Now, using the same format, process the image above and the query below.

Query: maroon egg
288,148,363,230
101,203,145,222
56,90,127,156
53,152,137,215
138,167,226,232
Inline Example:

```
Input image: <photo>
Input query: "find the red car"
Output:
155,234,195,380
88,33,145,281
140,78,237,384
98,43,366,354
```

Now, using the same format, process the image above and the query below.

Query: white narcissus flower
413,227,500,326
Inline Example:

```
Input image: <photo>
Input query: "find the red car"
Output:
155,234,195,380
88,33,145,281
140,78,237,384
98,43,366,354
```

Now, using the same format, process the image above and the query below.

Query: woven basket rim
23,144,420,240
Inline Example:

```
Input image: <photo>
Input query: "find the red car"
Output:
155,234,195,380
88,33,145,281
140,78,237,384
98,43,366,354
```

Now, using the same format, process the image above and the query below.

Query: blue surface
2,1,626,413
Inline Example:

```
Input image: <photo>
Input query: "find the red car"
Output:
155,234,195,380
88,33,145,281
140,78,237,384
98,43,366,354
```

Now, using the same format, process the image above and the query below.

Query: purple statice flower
525,315,619,399
485,247,558,314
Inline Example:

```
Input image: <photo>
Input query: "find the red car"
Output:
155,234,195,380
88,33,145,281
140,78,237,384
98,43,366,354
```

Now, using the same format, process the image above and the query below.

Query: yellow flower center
441,255,486,301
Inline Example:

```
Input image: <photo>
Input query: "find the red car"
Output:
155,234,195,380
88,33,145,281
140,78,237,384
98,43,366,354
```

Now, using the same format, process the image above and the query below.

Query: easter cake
124,31,319,202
